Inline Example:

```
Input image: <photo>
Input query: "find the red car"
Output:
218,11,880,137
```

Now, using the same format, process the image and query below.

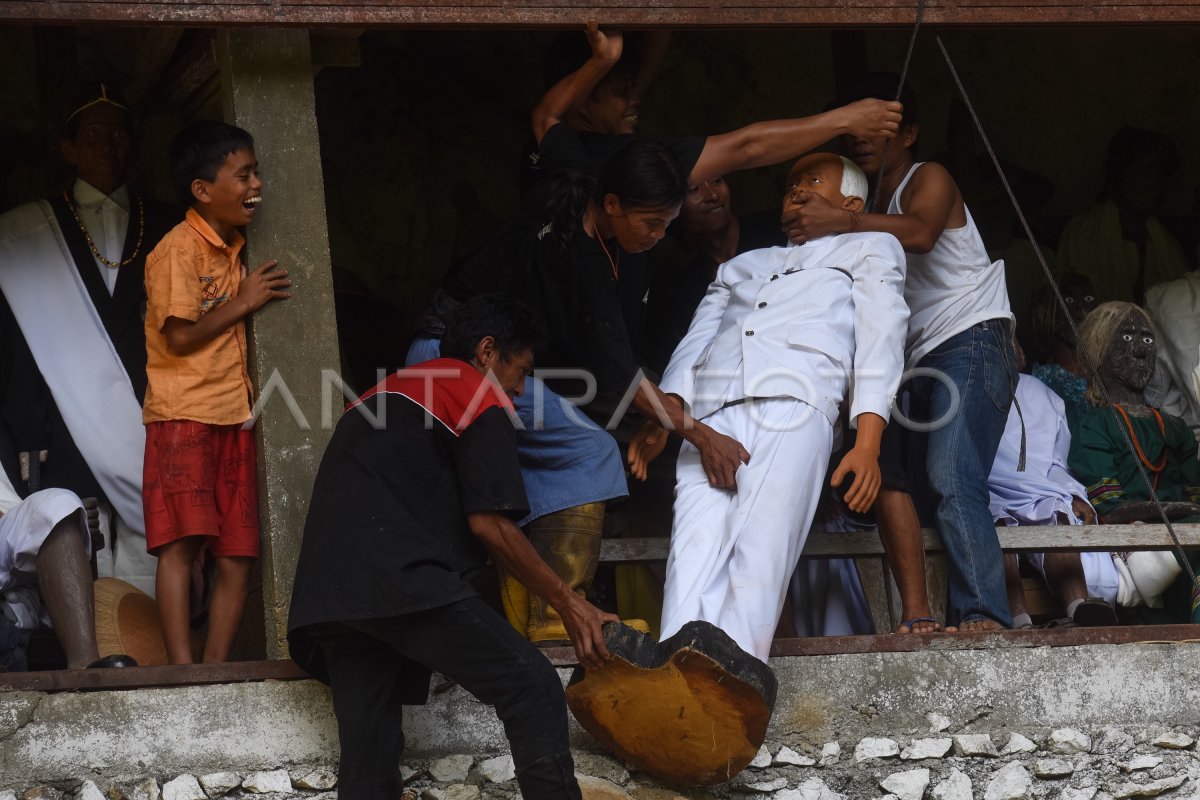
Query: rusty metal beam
4,1,1200,27
0,659,309,693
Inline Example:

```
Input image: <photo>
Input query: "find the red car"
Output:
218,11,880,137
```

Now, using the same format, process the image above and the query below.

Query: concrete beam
217,29,341,658
3,643,1200,784
0,681,339,785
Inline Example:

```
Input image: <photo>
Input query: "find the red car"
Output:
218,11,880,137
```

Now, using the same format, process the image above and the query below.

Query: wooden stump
565,621,778,786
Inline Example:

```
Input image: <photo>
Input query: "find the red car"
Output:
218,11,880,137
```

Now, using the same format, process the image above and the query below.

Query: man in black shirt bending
289,296,616,800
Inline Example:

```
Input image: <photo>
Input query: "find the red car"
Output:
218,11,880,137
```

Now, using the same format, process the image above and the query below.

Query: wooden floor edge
0,659,310,693
4,625,1199,691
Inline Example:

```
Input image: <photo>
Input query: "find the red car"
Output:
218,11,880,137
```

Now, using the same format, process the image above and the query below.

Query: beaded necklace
596,232,620,281
585,205,620,281
1113,403,1167,490
61,190,145,269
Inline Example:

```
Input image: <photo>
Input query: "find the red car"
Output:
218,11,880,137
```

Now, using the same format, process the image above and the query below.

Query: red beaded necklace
1113,404,1167,490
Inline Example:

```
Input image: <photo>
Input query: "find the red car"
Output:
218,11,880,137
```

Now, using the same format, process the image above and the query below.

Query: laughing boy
142,120,291,663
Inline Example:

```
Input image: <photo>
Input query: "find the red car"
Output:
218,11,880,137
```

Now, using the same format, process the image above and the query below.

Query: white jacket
1145,271,1200,438
659,232,909,427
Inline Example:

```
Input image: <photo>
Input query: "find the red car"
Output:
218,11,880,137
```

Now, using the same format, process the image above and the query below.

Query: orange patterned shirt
143,208,254,425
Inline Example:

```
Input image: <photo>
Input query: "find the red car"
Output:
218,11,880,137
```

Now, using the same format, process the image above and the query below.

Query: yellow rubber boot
526,503,605,644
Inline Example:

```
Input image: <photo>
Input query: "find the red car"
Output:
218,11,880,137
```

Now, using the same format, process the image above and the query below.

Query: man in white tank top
782,74,1017,633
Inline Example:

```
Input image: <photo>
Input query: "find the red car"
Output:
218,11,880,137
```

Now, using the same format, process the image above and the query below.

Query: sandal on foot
1039,617,1077,629
1071,597,1118,627
898,616,942,633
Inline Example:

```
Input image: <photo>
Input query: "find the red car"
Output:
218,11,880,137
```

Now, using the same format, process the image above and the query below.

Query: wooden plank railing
602,524,1200,634
5,526,1193,692
600,524,1200,563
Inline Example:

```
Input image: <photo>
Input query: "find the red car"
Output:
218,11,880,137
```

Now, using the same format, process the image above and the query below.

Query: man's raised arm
532,22,623,143
689,99,903,184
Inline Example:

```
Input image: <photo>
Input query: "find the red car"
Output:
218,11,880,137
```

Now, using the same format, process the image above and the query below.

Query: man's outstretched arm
690,100,902,184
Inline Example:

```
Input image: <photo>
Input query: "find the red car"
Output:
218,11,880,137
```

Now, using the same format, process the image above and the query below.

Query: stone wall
5,721,1200,799
3,642,1200,798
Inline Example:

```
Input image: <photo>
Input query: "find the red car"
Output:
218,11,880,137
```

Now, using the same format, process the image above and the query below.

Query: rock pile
5,725,1200,800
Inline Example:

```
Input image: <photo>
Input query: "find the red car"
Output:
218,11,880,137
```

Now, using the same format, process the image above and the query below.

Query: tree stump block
565,620,778,786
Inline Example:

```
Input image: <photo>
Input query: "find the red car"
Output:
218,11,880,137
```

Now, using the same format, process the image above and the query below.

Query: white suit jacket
659,232,908,427
988,374,1088,525
1145,272,1200,438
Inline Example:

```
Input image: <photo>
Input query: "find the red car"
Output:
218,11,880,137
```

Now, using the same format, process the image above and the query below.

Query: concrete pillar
218,29,340,658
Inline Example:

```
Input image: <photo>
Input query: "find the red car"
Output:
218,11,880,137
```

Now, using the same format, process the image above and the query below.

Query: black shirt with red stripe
288,358,528,689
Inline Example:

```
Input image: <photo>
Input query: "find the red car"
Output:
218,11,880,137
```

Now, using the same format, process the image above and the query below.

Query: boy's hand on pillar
239,258,292,313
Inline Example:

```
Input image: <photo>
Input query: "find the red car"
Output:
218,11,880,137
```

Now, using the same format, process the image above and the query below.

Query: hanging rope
932,34,1200,604
867,0,928,214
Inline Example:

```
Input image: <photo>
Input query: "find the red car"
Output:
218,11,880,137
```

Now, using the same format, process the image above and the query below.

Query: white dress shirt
71,179,130,295
660,232,909,427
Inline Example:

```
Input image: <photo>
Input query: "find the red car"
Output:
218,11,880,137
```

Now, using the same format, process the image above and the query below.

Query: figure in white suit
634,153,909,662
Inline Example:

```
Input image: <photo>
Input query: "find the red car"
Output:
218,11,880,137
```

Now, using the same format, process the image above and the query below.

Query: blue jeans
910,318,1016,627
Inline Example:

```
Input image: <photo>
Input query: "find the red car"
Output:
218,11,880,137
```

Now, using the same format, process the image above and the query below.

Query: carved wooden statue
1068,300,1200,618
565,620,777,786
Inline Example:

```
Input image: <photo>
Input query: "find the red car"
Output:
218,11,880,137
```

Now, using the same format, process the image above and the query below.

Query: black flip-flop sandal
1071,597,1119,627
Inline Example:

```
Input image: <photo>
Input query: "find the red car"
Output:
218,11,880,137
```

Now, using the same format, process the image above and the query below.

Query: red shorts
143,420,260,558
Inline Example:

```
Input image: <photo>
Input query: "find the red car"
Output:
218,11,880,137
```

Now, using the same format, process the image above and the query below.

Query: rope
867,0,928,214
933,33,1198,591
864,0,933,632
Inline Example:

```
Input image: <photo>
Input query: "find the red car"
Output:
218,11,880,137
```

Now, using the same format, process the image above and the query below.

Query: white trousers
94,502,157,598
1025,550,1121,609
660,399,832,662
790,514,876,637
0,488,88,628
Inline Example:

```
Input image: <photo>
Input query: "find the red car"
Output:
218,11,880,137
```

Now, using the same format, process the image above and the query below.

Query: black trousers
309,596,581,800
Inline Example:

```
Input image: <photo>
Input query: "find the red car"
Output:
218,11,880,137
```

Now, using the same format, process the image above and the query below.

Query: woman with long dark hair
407,134,748,647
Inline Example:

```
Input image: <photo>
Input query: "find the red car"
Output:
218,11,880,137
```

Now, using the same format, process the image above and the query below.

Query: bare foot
944,618,1005,633
896,614,942,634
